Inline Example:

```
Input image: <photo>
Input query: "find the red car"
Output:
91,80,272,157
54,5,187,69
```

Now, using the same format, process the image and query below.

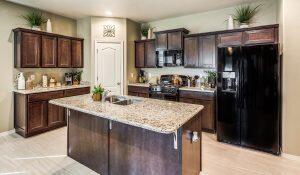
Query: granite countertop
13,85,90,94
49,94,203,134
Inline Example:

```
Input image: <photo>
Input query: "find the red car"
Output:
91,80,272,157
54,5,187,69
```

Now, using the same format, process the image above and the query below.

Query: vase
227,15,234,30
46,19,52,33
32,26,41,31
92,93,102,101
147,28,152,39
239,23,249,28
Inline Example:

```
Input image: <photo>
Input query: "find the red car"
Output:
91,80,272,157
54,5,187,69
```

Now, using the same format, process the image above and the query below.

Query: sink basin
105,95,141,106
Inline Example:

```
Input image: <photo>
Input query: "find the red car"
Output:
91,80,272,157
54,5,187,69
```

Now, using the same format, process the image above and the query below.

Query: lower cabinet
27,101,47,134
179,90,216,133
128,85,149,98
14,87,90,137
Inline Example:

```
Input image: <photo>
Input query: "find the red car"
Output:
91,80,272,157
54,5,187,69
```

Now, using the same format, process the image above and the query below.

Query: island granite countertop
13,85,90,94
49,94,203,134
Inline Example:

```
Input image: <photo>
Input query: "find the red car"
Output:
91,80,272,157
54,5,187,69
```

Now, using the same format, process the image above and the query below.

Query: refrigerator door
217,47,241,145
240,44,281,155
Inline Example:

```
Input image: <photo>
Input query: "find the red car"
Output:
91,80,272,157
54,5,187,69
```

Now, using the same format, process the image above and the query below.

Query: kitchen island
50,94,203,175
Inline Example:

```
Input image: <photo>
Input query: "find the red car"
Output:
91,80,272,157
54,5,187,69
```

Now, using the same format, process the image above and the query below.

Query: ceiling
7,0,255,22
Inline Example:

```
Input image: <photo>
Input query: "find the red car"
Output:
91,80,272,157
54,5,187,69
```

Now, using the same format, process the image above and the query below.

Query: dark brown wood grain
48,103,66,128
243,28,276,45
218,32,243,47
184,37,199,68
199,35,216,68
71,40,84,68
57,37,72,68
20,32,41,68
14,93,27,137
27,101,47,134
135,41,145,68
68,110,109,175
28,91,64,102
155,33,168,50
41,35,57,68
65,87,90,97
168,31,183,50
144,40,157,68
128,85,149,94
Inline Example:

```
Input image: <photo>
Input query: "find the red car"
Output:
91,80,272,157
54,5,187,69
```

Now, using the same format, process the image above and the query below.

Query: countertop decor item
141,23,150,40
17,72,25,90
46,19,52,32
227,15,234,29
72,70,83,85
42,74,48,88
92,85,105,101
205,70,217,88
21,10,47,31
233,4,261,28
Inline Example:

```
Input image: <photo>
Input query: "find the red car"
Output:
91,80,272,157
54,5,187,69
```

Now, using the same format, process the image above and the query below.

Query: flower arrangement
92,85,105,101
233,4,261,28
21,10,47,30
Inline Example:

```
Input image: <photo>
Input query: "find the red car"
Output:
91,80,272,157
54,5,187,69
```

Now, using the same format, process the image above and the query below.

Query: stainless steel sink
104,95,141,106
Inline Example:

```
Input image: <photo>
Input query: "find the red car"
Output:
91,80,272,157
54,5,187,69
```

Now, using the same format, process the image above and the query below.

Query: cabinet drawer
179,90,215,100
65,87,90,97
243,28,276,45
128,86,149,93
28,90,64,102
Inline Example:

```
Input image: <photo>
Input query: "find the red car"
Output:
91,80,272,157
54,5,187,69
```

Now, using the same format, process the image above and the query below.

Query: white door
96,42,123,95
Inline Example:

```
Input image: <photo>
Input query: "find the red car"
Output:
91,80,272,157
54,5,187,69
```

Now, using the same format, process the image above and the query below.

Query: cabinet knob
192,131,199,143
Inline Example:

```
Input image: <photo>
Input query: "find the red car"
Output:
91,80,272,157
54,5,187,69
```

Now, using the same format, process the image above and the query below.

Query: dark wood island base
67,109,202,175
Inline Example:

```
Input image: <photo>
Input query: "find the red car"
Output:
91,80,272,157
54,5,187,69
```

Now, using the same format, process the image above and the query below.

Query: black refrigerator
216,44,281,155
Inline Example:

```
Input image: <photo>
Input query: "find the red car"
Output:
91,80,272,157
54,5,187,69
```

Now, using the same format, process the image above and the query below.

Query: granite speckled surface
13,85,90,94
49,94,203,134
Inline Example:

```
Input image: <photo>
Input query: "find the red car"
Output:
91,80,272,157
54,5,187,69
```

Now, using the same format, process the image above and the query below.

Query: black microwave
157,50,183,67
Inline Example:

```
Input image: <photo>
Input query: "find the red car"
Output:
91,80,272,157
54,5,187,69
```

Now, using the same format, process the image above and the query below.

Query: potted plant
72,70,83,85
233,4,261,28
205,70,217,88
141,23,150,40
92,85,105,101
21,10,47,31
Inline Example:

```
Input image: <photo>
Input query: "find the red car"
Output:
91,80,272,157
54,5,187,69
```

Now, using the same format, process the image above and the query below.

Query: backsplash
13,68,81,87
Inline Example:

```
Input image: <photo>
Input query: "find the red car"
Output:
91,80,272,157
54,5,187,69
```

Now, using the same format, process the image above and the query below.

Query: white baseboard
282,153,300,161
0,129,15,137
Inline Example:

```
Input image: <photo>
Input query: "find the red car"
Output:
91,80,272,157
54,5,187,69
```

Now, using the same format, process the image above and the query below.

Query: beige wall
281,0,300,156
0,1,77,133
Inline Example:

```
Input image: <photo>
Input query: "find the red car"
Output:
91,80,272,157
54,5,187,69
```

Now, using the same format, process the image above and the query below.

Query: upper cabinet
184,35,216,68
13,28,84,68
135,39,156,68
154,28,189,50
217,25,278,47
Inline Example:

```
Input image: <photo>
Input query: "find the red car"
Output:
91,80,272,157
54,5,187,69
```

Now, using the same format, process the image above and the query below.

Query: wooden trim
154,28,190,34
134,39,155,43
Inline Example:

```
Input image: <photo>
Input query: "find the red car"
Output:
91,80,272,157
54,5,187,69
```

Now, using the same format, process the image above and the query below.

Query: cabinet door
145,41,156,68
72,40,84,68
195,99,215,132
156,33,168,50
21,32,41,68
27,101,47,134
199,35,216,68
179,97,195,104
243,28,276,45
217,32,243,47
168,31,182,50
41,35,57,68
48,103,65,128
58,37,72,67
184,37,199,68
128,91,139,97
135,42,145,68
138,92,149,98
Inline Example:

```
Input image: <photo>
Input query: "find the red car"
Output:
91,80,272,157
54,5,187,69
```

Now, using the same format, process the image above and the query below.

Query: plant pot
141,36,147,40
73,80,79,85
92,93,102,101
32,26,41,31
239,23,249,28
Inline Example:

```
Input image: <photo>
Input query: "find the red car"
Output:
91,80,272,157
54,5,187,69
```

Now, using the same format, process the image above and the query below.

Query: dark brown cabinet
184,35,216,68
128,85,149,98
243,28,276,45
72,39,84,68
15,32,41,68
184,37,199,68
14,87,90,137
58,37,72,68
217,32,243,47
13,28,84,68
154,28,189,50
135,39,156,68
42,35,57,68
179,90,216,133
199,35,216,68
27,101,47,134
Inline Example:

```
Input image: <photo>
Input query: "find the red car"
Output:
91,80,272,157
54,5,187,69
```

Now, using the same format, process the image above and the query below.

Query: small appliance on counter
17,72,25,90
156,50,184,67
65,73,73,86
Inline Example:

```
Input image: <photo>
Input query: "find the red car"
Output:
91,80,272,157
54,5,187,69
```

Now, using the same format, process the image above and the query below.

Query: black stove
149,75,186,101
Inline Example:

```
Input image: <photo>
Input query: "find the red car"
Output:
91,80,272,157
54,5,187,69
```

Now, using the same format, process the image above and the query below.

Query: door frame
94,41,124,95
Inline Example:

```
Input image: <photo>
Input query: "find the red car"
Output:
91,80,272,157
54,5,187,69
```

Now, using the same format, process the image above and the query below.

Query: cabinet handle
192,131,199,143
